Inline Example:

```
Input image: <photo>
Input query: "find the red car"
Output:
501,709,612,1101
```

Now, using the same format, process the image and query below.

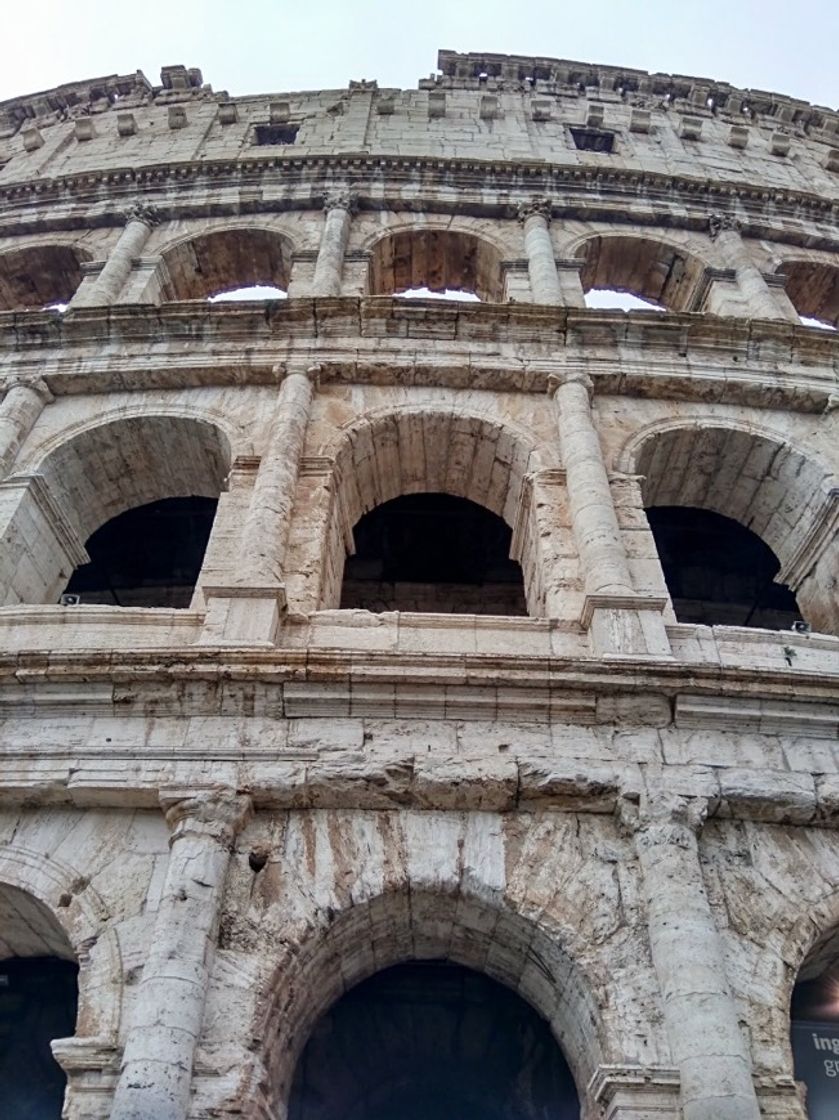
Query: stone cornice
2,643,838,708
435,50,839,129
1,300,836,413
1,640,837,820
1,153,839,245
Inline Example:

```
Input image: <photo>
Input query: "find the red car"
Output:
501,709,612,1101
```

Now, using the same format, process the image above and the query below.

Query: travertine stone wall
0,49,838,1120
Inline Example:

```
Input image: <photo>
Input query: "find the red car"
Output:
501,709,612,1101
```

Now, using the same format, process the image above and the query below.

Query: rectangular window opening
254,123,299,146
569,126,615,153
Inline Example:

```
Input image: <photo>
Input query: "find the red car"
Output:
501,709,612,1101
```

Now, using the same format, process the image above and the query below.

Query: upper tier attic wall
2,57,839,206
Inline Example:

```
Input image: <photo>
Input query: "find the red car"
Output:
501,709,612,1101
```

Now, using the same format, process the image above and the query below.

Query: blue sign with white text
792,1021,839,1118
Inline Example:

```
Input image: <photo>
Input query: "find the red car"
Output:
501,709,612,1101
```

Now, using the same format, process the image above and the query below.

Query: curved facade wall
0,49,838,1120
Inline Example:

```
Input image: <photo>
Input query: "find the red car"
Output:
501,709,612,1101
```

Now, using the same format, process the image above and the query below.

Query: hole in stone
569,126,615,152
254,123,299,146
249,851,268,873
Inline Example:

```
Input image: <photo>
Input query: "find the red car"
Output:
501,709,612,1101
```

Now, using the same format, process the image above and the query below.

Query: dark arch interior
576,236,704,311
647,506,802,629
779,261,839,327
369,230,503,301
0,956,78,1120
0,245,86,310
288,962,580,1120
159,228,291,301
63,496,217,608
341,493,527,615
790,957,839,1120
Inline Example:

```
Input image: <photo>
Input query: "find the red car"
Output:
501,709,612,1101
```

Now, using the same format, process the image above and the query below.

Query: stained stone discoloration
0,48,837,1120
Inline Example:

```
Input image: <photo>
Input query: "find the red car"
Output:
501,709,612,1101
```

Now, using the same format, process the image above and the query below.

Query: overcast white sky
2,0,837,109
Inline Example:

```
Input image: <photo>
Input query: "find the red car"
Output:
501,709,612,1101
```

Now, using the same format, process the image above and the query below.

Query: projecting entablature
1,50,839,216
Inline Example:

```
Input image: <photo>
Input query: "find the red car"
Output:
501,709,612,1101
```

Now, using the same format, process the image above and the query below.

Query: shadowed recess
64,496,217,608
0,958,78,1120
778,261,839,327
576,235,704,310
369,229,503,301
647,506,801,628
341,492,527,615
790,925,839,1119
0,882,78,1120
288,962,580,1120
158,227,292,301
0,244,89,310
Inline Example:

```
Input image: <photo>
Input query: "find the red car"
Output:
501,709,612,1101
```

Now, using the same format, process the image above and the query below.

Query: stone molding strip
1,302,837,414
2,649,838,725
3,154,839,234
2,751,839,828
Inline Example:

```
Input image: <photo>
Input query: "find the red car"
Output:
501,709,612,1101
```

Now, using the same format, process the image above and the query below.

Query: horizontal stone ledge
2,760,839,826
0,305,835,412
2,676,837,732
2,647,838,714
1,151,839,238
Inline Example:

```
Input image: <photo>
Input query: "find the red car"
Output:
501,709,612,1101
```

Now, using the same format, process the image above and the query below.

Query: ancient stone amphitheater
0,46,838,1120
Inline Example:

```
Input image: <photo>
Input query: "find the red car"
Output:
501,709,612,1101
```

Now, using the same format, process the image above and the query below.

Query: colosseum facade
0,47,838,1120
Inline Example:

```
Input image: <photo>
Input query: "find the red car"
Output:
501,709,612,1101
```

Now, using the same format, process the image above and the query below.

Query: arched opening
0,244,88,310
63,495,218,607
369,229,504,301
341,492,527,614
630,424,835,634
157,228,292,302
288,961,580,1120
790,924,839,1118
777,262,839,329
0,883,78,1119
208,284,287,302
576,235,704,312
258,885,605,1118
584,289,665,313
398,287,480,302
320,411,544,616
1,415,230,607
647,506,801,628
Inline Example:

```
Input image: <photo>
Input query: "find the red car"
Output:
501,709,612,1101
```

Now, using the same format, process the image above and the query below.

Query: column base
581,594,671,658
199,584,287,646
588,1064,681,1119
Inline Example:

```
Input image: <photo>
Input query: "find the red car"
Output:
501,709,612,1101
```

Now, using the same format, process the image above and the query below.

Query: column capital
124,203,161,228
518,196,553,224
708,212,743,240
160,787,253,846
281,361,322,388
3,376,53,404
618,789,710,849
546,369,594,400
322,187,358,214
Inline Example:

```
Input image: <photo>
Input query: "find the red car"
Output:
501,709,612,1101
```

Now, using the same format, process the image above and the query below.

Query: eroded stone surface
0,47,837,1120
